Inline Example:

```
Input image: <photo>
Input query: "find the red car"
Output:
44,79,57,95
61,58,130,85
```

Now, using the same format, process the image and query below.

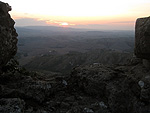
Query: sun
59,22,69,26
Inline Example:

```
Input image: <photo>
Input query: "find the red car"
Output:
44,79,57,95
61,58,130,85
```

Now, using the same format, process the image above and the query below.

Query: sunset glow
59,22,69,26
4,0,150,30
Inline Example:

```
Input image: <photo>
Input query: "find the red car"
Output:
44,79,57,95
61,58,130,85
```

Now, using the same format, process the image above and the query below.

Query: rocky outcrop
0,98,25,113
134,17,150,68
135,16,150,59
0,1,18,71
68,64,150,113
1,61,150,113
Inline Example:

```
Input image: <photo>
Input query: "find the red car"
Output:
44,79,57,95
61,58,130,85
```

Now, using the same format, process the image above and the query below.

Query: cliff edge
0,1,18,72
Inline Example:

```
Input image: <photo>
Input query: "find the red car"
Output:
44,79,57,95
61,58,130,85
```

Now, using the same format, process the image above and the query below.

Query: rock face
1,62,150,113
0,98,25,113
69,64,145,113
0,1,18,70
135,16,150,59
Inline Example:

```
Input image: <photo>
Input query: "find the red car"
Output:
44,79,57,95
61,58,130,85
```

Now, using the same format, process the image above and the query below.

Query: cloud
14,18,48,26
14,18,134,30
45,20,75,26
14,17,76,27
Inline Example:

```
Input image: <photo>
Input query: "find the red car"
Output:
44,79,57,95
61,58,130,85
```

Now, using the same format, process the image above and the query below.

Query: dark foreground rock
68,63,150,113
0,98,25,113
0,1,18,71
135,16,150,60
135,17,150,69
1,60,150,113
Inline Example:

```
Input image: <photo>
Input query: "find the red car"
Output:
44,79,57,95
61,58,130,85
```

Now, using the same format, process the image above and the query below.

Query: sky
3,0,150,30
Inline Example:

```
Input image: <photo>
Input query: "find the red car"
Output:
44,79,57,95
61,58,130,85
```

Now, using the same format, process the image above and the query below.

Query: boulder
0,1,18,70
135,16,150,59
69,64,140,113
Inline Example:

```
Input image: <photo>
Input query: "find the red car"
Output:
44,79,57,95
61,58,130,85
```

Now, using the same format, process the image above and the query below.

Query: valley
16,26,134,74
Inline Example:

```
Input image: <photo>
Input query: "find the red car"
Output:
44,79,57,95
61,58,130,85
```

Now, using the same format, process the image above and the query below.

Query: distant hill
16,26,134,38
24,49,132,74
16,26,88,38
16,26,134,74
17,35,134,59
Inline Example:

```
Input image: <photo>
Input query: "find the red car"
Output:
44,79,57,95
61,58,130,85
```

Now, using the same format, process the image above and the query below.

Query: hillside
17,36,134,57
16,26,134,38
16,26,134,74
24,49,132,74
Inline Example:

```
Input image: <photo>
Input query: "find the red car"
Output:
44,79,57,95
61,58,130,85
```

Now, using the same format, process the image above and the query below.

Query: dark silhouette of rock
135,16,150,59
135,16,150,68
0,1,18,71
0,98,25,113
1,61,150,113
69,64,140,113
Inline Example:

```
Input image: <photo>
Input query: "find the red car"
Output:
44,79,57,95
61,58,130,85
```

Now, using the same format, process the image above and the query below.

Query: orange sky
4,0,150,30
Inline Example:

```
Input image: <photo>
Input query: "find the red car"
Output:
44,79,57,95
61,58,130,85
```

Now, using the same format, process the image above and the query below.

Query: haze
4,0,150,30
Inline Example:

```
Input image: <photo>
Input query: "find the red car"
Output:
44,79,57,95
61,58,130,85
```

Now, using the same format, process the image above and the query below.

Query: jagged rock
140,76,150,102
66,106,82,113
69,64,141,113
135,16,150,60
0,98,25,113
0,72,54,103
134,75,150,113
0,1,18,71
20,80,52,103
142,59,150,69
83,107,94,113
64,96,75,102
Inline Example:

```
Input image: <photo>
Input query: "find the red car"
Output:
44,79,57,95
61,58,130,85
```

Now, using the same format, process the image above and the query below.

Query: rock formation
0,1,18,71
135,16,150,59
135,16,150,68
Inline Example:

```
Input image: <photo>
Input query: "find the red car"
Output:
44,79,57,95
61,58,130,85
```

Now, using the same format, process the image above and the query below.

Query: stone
99,101,107,108
134,16,150,60
66,106,82,113
69,64,140,113
142,59,150,69
60,102,70,109
140,77,150,102
0,1,18,71
0,98,25,113
138,80,144,88
64,96,75,102
83,107,94,113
